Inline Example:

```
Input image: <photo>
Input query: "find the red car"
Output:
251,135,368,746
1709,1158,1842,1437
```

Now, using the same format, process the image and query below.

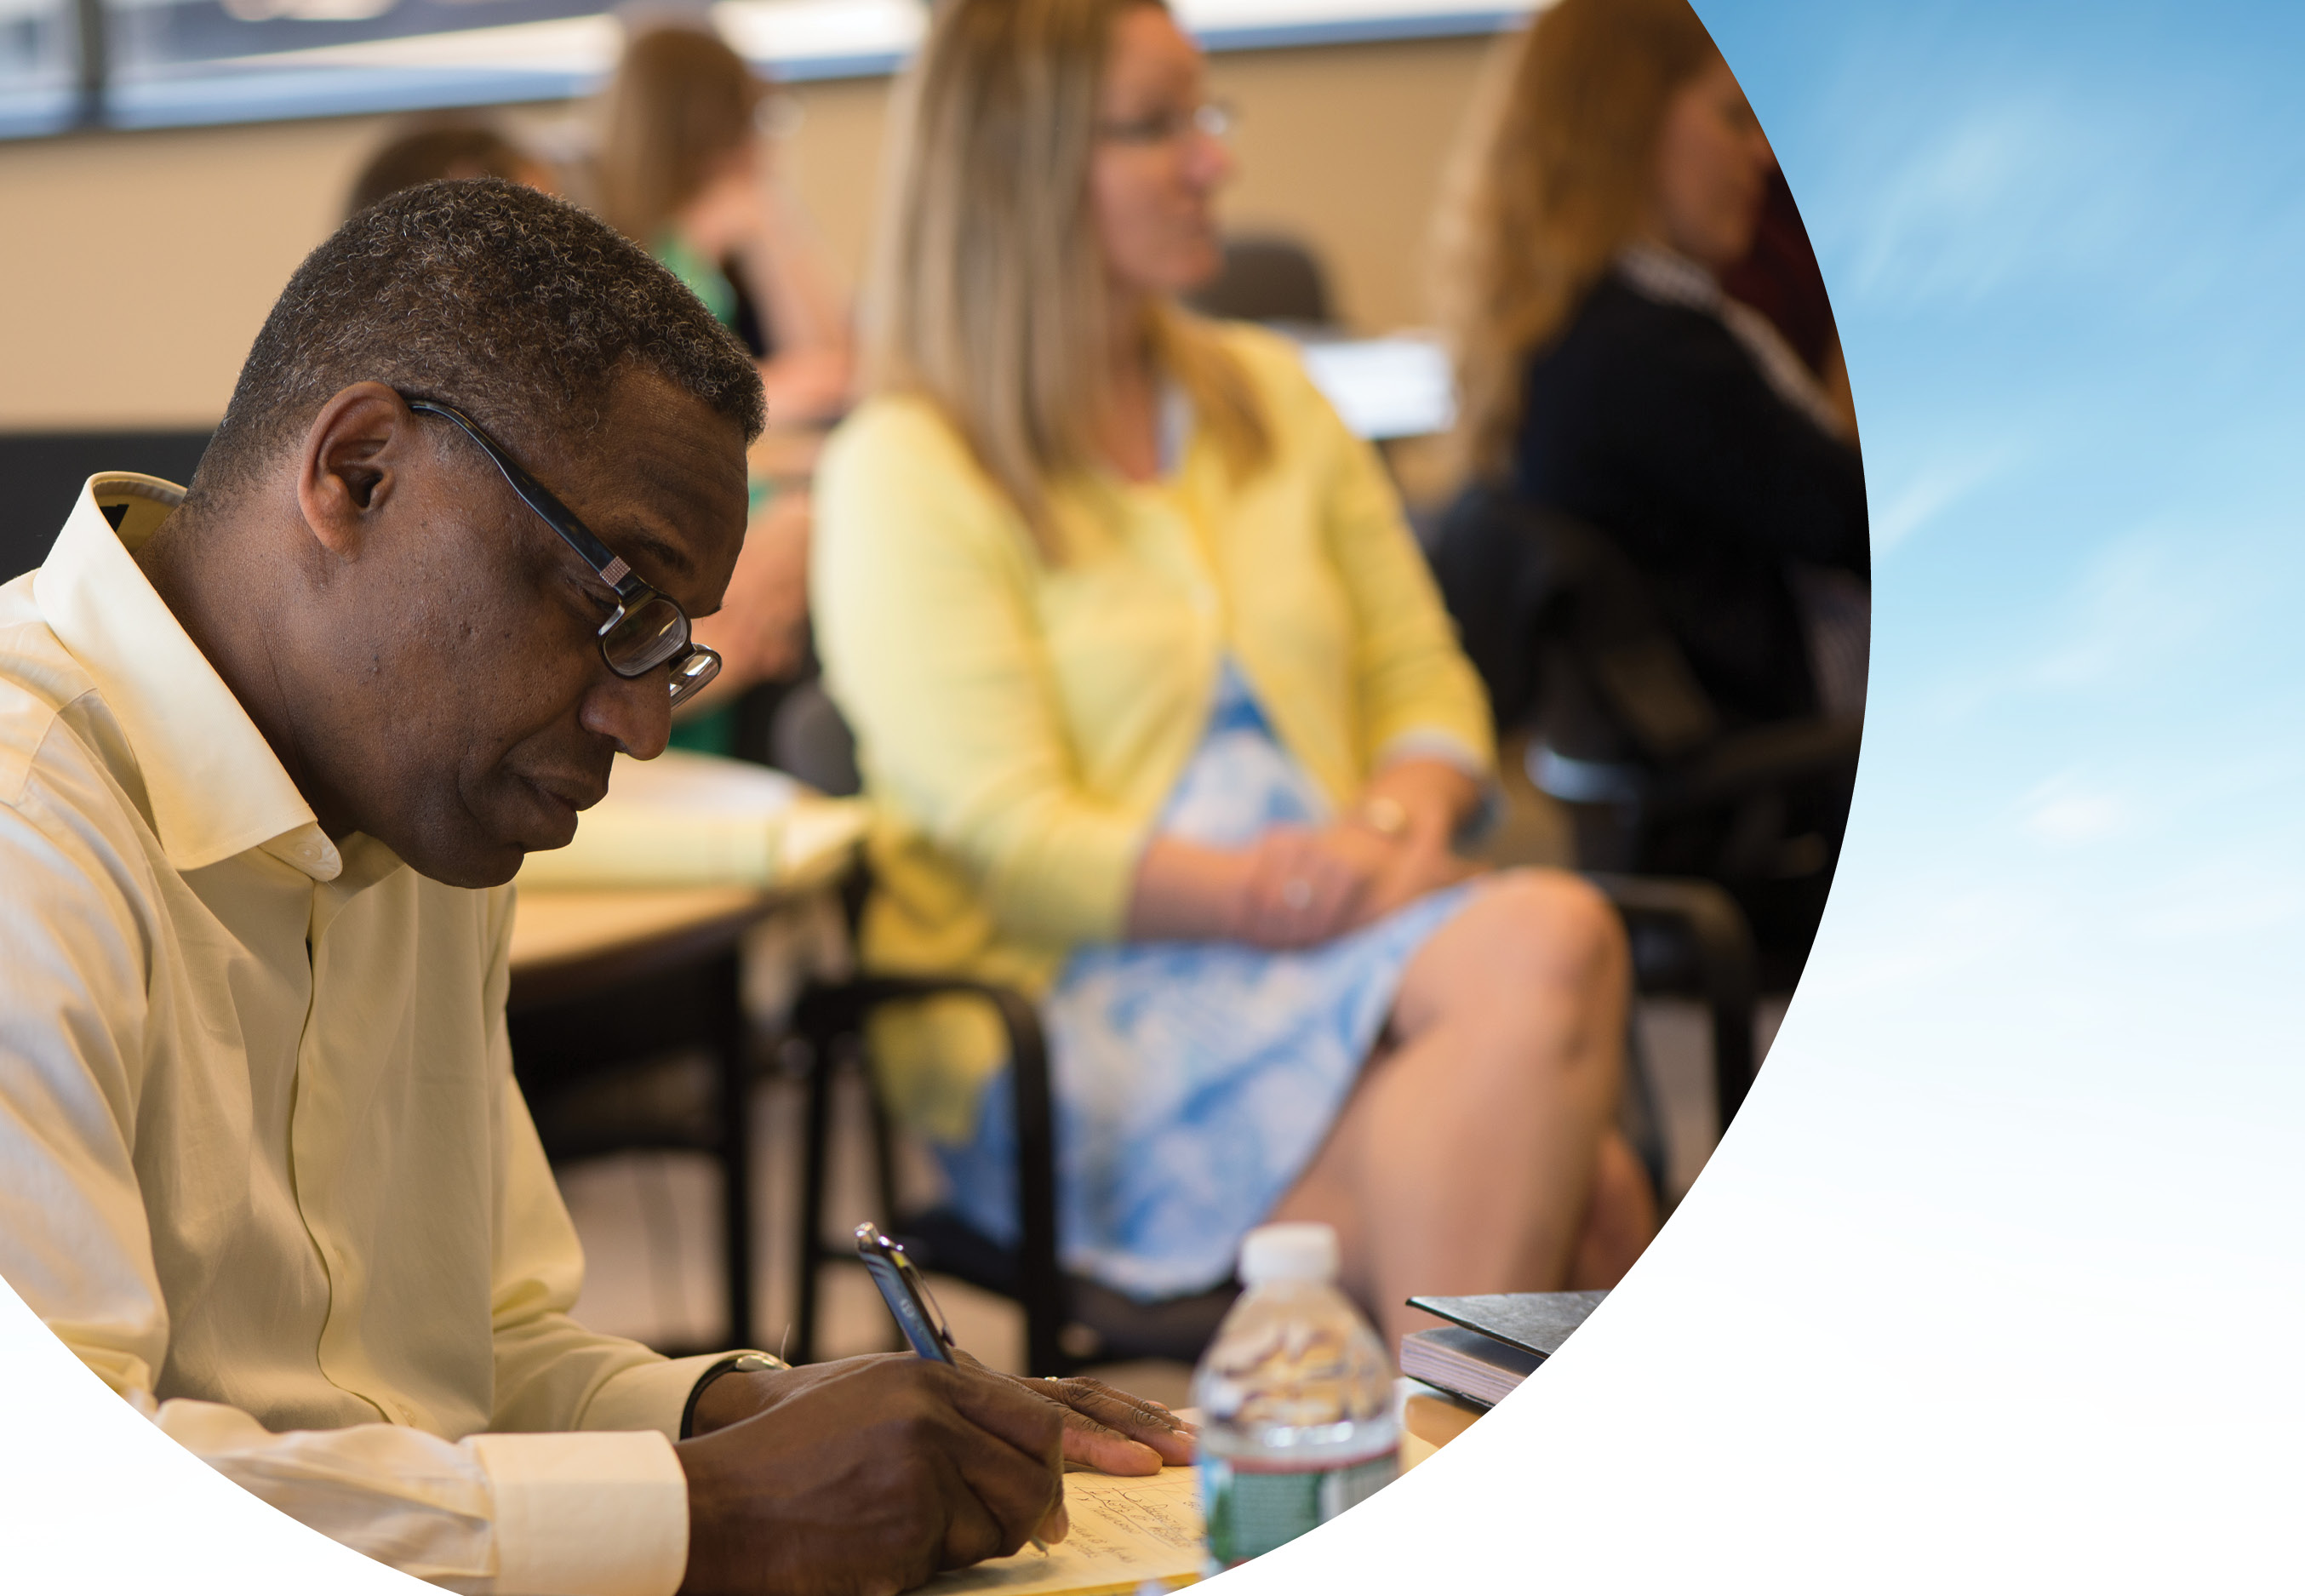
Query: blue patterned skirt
935,662,1479,1300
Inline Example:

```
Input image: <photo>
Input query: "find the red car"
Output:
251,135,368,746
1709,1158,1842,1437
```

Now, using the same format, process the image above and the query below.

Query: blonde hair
866,0,1270,555
597,25,768,248
1436,0,1724,479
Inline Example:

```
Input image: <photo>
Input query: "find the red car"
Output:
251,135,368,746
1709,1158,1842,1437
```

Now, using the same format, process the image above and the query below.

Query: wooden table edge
507,891,781,1013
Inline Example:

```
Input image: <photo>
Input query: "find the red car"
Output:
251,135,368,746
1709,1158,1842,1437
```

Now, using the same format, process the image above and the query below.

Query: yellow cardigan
811,323,1494,1139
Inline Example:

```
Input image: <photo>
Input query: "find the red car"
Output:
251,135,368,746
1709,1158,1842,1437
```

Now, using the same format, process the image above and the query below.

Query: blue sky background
1728,0,2300,1338
1711,0,2305,1194
1261,5,2303,1586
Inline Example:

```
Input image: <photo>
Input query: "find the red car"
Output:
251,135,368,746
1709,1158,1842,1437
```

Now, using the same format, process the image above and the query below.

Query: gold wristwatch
1354,795,1410,838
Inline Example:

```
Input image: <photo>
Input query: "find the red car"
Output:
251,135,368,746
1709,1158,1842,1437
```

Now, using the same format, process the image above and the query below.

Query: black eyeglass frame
403,396,723,709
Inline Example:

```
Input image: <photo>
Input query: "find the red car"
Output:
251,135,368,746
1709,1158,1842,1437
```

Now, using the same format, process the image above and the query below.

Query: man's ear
295,382,421,562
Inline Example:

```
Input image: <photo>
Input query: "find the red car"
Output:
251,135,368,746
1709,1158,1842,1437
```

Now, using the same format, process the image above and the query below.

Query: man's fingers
935,1464,1017,1574
941,1439,1066,1566
1053,1407,1164,1475
1048,1378,1198,1467
938,1361,1066,1462
933,1363,1069,1552
1060,1421,1164,1474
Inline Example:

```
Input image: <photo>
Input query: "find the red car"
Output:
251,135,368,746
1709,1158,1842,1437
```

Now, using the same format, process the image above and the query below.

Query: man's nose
580,666,673,760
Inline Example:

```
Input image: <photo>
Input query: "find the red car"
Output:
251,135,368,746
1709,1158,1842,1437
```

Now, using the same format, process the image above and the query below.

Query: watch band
679,1350,786,1439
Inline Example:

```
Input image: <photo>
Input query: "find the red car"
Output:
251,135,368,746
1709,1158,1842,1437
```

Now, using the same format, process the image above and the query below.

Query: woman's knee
1470,870,1629,998
1395,870,1627,1043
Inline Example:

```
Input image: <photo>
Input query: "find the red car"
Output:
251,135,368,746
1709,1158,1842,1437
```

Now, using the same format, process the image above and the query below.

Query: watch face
1361,796,1410,835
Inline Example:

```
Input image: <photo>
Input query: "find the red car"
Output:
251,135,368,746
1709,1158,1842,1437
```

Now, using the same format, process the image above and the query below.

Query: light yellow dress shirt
0,475,718,1595
812,323,1495,1140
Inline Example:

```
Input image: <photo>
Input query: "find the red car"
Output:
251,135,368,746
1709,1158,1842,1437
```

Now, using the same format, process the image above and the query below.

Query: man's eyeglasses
1096,98,1236,147
404,397,722,710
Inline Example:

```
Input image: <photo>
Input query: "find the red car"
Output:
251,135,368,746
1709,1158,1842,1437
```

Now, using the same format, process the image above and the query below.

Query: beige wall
0,31,1500,431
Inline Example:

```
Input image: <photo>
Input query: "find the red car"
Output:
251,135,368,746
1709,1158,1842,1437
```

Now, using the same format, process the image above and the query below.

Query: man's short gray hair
197,178,765,494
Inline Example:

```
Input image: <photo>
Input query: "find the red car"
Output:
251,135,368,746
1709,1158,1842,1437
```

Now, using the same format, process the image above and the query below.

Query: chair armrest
791,974,1064,1373
1654,716,1862,815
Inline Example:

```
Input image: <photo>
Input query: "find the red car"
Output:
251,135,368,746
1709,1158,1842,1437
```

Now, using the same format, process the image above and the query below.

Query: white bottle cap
1238,1222,1340,1286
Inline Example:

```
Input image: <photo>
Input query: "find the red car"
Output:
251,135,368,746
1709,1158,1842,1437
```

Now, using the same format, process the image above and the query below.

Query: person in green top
598,23,854,754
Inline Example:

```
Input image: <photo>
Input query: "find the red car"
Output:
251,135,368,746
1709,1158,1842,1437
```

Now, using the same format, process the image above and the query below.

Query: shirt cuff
1374,728,1491,781
984,807,1148,947
581,1352,735,1442
471,1430,688,1596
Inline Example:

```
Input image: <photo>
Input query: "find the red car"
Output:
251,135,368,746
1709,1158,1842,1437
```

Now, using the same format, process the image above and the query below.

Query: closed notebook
1398,1290,1607,1409
1398,1325,1541,1408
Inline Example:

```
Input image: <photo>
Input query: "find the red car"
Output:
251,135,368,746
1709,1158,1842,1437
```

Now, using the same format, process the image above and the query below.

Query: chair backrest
0,430,214,584
1427,483,1719,767
1185,234,1336,329
770,677,862,798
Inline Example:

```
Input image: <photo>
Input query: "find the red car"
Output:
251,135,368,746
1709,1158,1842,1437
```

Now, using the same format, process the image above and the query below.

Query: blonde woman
1437,0,1867,732
815,0,1653,1352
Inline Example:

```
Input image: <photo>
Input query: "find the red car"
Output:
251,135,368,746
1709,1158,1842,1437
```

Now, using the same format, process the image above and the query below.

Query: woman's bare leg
1267,871,1652,1353
1566,1128,1658,1290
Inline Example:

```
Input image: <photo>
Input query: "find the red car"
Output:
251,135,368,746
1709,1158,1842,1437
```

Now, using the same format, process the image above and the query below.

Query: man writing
0,180,1188,1595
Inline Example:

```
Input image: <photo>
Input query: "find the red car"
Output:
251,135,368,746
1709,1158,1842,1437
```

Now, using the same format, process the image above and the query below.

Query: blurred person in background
1436,0,1867,734
597,24,844,755
344,116,559,218
598,23,853,427
1724,167,1842,388
814,0,1654,1355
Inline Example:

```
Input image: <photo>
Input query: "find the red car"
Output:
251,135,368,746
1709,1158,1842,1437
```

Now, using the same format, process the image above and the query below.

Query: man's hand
676,1354,1071,1596
973,1361,1197,1473
689,1352,1197,1469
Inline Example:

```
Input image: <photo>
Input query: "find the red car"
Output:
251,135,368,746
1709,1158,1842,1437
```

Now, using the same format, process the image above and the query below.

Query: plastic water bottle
1192,1222,1398,1568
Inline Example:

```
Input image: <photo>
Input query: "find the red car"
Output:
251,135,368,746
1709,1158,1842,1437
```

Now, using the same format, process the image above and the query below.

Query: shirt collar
1613,243,1845,440
1614,242,1724,312
34,473,344,882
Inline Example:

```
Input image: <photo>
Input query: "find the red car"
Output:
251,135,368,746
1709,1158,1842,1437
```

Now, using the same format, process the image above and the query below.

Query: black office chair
770,680,1759,1374
0,430,214,584
1429,483,1862,989
509,938,762,1357
771,681,1238,1375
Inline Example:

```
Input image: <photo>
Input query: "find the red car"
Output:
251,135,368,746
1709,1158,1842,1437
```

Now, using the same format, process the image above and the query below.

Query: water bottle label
1199,1449,1398,1565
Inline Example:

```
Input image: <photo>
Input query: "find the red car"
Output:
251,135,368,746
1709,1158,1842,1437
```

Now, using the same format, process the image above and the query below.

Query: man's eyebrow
601,522,695,580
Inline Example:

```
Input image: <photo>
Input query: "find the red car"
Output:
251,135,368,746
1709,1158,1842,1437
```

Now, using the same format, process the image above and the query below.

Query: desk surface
511,884,776,972
508,884,787,1010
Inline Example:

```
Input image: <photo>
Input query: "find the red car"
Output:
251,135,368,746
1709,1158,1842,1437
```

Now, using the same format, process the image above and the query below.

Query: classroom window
3,0,1528,139
0,0,76,135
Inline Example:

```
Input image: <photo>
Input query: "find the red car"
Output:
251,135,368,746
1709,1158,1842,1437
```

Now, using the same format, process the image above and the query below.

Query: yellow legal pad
926,1466,1205,1595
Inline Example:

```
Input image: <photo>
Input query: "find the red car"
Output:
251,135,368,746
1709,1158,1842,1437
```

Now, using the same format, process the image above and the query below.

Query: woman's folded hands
1126,764,1482,950
1233,822,1473,947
